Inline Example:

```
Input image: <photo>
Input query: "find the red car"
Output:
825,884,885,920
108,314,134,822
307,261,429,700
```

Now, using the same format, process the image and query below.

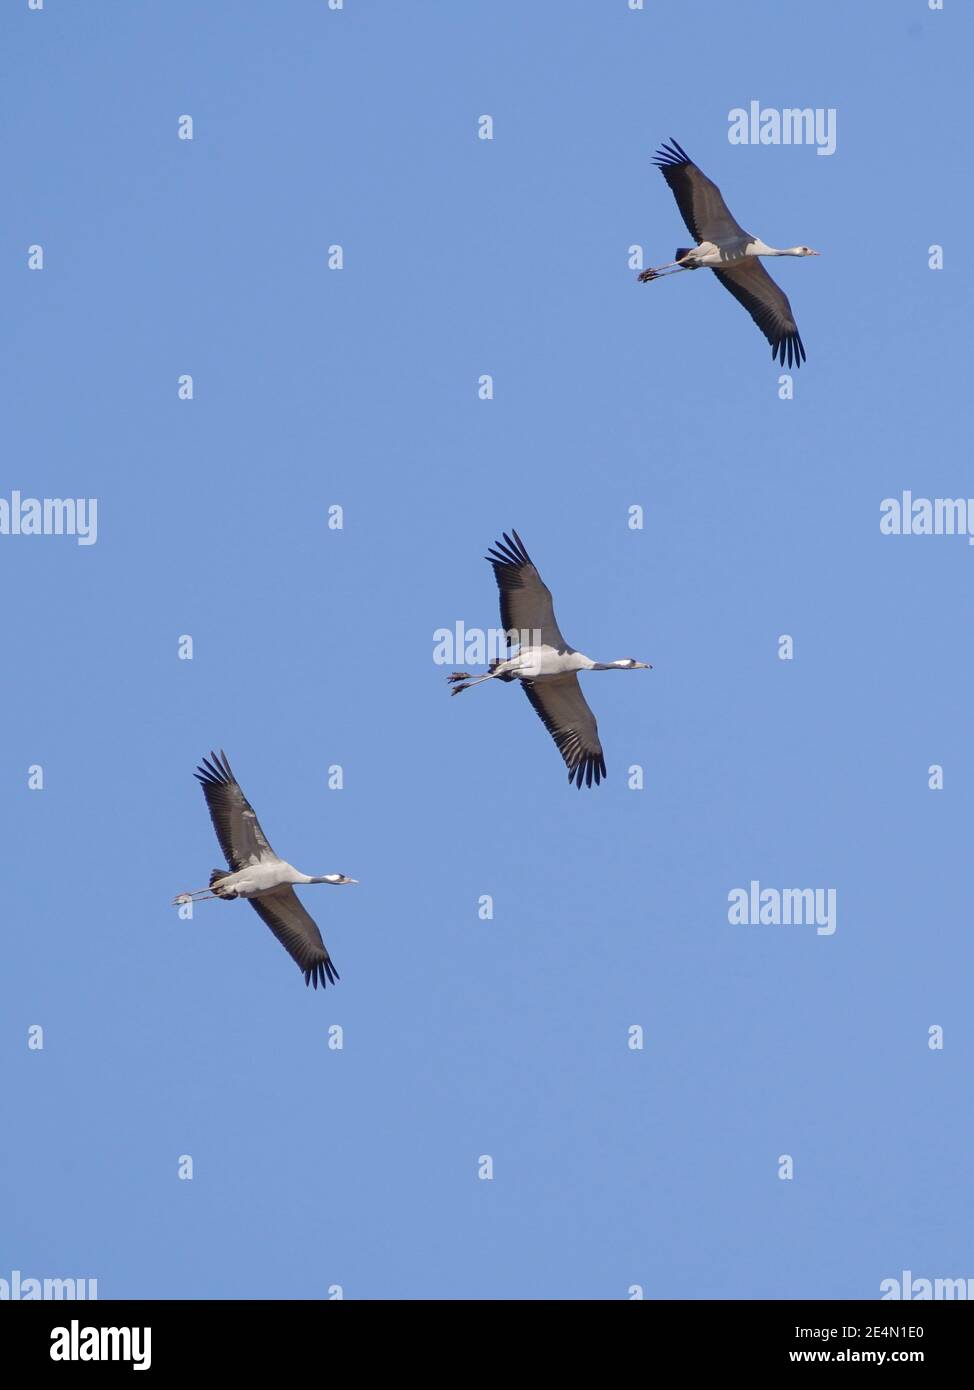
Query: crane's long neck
751,239,801,257
290,869,337,885
583,657,630,671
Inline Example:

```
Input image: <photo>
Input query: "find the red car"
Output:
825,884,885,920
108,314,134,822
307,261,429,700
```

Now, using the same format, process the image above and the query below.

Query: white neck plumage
751,239,818,258
578,655,651,672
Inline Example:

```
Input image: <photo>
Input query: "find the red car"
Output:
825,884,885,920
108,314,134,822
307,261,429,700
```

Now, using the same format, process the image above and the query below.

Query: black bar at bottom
3,1297,968,1373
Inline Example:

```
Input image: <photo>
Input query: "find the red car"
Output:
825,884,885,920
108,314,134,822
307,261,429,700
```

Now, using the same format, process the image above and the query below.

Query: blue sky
2,0,970,1300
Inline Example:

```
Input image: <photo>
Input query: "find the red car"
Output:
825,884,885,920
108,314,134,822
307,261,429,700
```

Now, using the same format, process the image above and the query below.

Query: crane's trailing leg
639,247,699,282
638,263,691,282
173,870,238,905
447,671,497,696
448,654,523,695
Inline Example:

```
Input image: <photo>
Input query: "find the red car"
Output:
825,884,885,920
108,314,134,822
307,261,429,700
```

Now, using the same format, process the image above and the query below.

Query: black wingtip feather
653,138,692,169
194,750,239,787
567,752,605,790
304,958,340,990
486,530,532,571
771,330,806,370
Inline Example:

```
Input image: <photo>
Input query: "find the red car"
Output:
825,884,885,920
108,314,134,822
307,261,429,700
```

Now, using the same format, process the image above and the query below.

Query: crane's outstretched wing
486,531,568,651
521,673,606,789
654,138,746,245
711,260,806,368
248,887,338,989
194,750,276,871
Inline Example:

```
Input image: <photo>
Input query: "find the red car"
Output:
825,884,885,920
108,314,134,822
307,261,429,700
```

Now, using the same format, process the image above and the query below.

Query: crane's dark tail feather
675,247,692,261
488,658,518,682
209,869,237,897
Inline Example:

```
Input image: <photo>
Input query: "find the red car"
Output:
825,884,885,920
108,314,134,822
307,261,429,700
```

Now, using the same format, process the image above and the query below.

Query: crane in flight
174,750,356,989
640,138,818,368
448,531,651,788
